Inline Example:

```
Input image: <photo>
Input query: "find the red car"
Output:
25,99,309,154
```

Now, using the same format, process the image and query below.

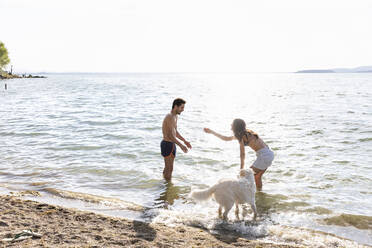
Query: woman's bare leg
250,166,266,191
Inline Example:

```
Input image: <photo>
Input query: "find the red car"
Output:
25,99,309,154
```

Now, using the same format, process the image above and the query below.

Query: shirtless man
161,98,192,181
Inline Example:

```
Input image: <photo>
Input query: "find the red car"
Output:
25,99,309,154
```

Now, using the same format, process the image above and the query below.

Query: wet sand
0,194,299,248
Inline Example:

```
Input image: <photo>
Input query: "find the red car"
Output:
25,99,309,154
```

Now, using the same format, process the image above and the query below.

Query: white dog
191,169,257,221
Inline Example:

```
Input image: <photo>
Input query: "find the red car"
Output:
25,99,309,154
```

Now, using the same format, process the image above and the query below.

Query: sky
1,0,372,73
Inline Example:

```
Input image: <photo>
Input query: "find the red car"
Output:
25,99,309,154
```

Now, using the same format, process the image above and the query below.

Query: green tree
0,41,11,70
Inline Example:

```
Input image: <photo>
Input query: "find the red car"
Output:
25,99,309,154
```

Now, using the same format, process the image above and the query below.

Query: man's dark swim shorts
160,140,176,158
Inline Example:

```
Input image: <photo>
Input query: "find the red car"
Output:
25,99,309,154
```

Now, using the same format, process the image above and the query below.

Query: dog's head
239,169,254,180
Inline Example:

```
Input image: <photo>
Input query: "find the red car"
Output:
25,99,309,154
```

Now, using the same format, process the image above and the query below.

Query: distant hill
296,66,372,73
296,70,335,73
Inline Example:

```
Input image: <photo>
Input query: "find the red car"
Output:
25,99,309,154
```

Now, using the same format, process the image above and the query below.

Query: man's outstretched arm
176,131,192,149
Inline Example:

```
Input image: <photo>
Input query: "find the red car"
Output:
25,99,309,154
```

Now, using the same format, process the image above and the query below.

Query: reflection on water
255,192,315,217
255,192,288,215
154,181,182,209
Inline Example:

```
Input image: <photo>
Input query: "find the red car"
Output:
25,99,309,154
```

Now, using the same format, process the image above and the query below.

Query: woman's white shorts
252,147,274,170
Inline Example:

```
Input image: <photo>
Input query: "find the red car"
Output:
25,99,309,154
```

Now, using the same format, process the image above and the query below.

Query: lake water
1,73,371,247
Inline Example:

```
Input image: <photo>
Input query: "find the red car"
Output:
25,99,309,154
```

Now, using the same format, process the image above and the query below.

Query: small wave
277,201,311,211
307,130,324,135
295,174,306,179
0,131,50,137
289,153,305,157
207,147,224,152
290,194,311,199
0,183,43,195
302,206,333,215
112,152,137,159
336,93,346,96
140,126,160,131
43,188,144,211
360,191,372,195
341,178,353,183
81,120,122,126
312,145,324,149
29,182,49,187
333,160,350,164
321,214,372,230
359,137,372,142
45,145,105,151
196,158,222,165
3,171,41,177
268,225,366,247
360,131,372,134
65,167,139,178
99,134,132,140
324,174,338,180
309,184,333,190
340,140,356,144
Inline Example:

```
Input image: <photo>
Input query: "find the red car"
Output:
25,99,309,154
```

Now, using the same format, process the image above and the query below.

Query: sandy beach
0,194,302,248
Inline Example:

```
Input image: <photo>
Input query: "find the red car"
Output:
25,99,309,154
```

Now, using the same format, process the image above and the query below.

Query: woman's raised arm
204,128,235,141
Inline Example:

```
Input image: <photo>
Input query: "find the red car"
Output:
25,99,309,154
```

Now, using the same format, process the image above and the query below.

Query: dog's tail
190,184,217,201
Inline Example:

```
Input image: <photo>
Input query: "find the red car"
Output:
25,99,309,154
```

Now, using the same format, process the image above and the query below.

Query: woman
204,119,274,190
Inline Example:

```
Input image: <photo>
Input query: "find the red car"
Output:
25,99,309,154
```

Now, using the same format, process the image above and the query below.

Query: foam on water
151,207,268,238
149,204,368,247
267,225,368,248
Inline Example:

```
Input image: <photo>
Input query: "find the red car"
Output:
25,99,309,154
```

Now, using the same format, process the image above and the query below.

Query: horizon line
14,71,295,74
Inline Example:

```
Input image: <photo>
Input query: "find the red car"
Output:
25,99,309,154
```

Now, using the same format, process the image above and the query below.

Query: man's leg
163,155,174,181
250,166,266,191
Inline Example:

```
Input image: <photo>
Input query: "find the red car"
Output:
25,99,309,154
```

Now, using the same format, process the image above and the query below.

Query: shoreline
0,190,370,247
0,71,46,79
0,194,299,247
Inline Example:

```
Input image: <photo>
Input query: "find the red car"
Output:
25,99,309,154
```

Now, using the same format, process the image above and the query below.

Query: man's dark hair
172,98,186,109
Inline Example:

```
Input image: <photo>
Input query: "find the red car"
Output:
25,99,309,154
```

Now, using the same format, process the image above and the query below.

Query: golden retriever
191,169,257,221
